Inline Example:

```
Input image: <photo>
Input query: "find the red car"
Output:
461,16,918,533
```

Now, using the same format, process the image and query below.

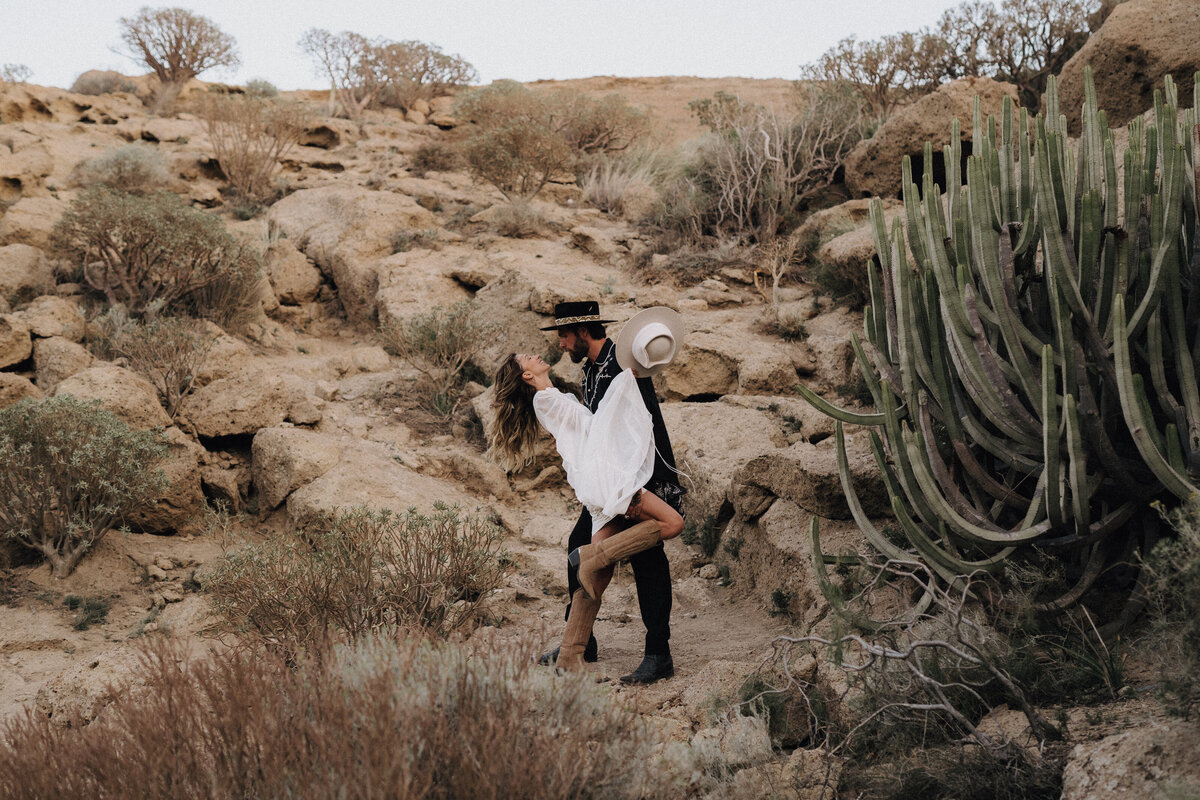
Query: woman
490,353,683,670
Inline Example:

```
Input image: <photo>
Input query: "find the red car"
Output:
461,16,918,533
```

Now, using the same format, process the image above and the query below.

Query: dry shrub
661,86,864,244
207,504,505,659
0,636,665,800
90,306,216,419
486,201,546,238
197,94,311,204
1140,498,1200,715
581,158,656,217
409,140,459,176
376,39,477,111
0,396,166,578
456,81,649,200
640,239,752,287
381,299,494,420
67,143,170,194
52,187,262,318
69,70,136,96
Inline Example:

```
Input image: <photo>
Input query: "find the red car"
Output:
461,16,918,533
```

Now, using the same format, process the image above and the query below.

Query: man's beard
568,338,589,363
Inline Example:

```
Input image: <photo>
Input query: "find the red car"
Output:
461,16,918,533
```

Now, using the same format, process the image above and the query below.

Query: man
537,301,684,684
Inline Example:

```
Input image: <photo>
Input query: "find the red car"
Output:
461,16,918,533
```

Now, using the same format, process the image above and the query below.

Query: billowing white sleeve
581,370,655,521
532,387,593,481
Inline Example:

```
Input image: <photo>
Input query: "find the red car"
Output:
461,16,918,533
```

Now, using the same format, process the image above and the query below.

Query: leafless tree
198,94,312,203
118,6,240,113
298,28,388,123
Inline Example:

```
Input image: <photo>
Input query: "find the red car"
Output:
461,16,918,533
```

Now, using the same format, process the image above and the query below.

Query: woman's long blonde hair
489,354,539,472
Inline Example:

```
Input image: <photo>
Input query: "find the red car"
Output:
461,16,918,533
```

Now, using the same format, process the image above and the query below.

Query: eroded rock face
732,429,887,521
843,77,1019,199
1058,0,1200,133
1061,719,1200,800
54,365,171,431
180,370,321,438
267,186,437,323
252,426,344,511
264,239,322,305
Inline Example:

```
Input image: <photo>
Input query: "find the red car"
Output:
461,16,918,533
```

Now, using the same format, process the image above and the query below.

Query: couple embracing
489,301,686,685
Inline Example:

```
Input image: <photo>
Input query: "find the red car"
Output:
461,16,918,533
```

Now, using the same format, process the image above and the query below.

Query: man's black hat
540,301,617,331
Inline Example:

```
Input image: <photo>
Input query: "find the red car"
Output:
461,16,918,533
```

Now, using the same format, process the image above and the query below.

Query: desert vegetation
1,2,1196,797
0,396,167,578
118,7,240,113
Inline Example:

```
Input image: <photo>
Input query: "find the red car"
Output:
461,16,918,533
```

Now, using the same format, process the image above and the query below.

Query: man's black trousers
565,508,672,656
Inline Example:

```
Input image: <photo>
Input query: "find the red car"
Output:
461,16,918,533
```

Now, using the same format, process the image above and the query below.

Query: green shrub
67,595,111,631
243,78,278,98
0,396,167,578
380,299,494,421
655,85,864,243
90,307,216,420
207,504,506,659
0,637,663,800
681,515,721,558
71,71,137,95
67,144,170,194
52,187,262,318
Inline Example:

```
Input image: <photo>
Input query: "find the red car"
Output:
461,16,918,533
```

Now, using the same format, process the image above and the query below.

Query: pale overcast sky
1,0,963,91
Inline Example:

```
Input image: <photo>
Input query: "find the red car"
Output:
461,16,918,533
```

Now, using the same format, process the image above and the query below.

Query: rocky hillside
2,28,1199,793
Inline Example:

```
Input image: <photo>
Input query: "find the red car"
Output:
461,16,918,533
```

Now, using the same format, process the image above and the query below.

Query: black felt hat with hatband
539,301,618,331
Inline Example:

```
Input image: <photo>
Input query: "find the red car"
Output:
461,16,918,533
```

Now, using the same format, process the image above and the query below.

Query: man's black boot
619,652,674,685
537,635,598,666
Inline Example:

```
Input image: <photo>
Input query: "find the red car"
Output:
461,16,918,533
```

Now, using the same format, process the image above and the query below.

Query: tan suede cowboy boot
568,520,662,601
557,588,602,671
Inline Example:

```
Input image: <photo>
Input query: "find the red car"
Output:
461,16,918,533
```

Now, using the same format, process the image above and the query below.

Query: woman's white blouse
532,369,655,536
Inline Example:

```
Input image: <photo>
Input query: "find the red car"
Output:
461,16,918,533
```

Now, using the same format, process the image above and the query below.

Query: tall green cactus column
801,69,1200,623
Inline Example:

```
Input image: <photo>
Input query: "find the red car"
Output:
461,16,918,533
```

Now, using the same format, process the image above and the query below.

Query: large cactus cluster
801,70,1200,617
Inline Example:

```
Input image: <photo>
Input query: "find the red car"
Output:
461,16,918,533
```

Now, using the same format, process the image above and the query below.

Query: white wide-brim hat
615,307,685,378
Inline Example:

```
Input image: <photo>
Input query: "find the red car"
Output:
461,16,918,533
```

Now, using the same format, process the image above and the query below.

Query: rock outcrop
843,77,1019,199
1057,0,1200,133
1061,718,1200,800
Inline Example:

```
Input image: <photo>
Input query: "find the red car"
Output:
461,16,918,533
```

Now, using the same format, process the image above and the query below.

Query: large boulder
264,239,322,305
660,400,787,521
0,314,32,368
0,372,42,409
0,244,54,301
252,426,344,511
843,77,1019,199
1061,718,1200,800
12,295,85,342
126,426,204,533
809,200,906,304
1058,0,1200,133
285,446,478,527
663,333,741,400
54,365,171,430
180,370,321,438
266,186,437,323
470,270,556,371
0,196,68,250
32,336,93,394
